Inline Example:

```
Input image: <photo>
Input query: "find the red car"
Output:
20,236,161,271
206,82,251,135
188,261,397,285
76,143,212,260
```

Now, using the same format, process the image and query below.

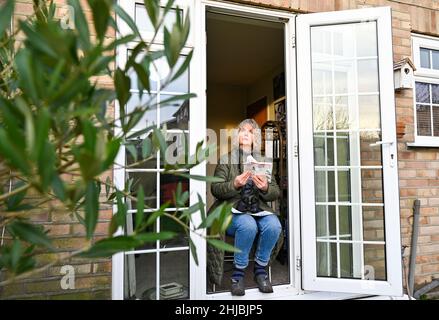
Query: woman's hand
253,174,268,192
234,171,251,189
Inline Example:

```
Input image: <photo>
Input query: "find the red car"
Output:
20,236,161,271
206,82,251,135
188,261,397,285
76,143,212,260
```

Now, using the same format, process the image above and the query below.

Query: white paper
244,155,273,183
231,207,274,217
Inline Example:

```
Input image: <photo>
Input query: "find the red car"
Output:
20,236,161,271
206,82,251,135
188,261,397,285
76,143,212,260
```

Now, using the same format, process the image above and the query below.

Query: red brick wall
0,0,114,300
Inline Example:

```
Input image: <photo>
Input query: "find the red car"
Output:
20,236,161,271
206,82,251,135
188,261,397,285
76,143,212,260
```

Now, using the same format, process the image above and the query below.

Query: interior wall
247,64,285,121
206,82,248,209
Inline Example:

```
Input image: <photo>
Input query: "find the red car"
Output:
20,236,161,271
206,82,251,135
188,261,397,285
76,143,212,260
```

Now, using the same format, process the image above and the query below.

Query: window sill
406,142,439,148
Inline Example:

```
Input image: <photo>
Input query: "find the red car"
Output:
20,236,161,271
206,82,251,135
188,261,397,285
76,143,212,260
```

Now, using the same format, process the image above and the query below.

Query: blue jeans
226,214,282,269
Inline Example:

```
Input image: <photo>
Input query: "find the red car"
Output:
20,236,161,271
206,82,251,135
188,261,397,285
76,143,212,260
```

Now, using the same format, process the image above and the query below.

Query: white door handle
369,140,394,147
369,140,396,168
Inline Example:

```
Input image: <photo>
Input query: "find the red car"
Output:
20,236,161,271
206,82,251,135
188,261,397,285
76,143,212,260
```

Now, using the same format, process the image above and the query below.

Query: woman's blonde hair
237,118,262,154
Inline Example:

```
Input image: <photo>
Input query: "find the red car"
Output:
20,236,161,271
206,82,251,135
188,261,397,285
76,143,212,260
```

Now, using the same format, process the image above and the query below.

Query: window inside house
412,34,439,145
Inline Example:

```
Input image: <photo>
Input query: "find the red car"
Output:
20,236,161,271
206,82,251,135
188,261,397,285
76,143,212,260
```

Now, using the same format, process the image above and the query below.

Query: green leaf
80,236,140,258
207,239,241,253
114,4,141,40
0,0,14,37
0,128,30,175
133,62,151,93
105,176,111,198
143,0,160,30
85,181,99,239
114,67,131,118
33,107,50,161
7,220,53,249
141,137,152,158
126,143,138,162
102,138,121,171
10,239,22,270
170,50,192,83
135,186,144,230
68,0,91,50
87,0,110,43
173,172,225,183
51,174,66,201
135,231,176,243
188,237,198,266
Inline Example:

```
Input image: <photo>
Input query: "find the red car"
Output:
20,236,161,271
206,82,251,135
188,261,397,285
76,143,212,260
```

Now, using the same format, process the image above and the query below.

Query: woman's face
238,123,254,149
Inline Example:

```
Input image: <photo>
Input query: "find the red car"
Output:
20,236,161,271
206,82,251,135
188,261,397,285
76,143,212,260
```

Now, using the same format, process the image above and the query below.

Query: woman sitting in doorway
210,118,282,296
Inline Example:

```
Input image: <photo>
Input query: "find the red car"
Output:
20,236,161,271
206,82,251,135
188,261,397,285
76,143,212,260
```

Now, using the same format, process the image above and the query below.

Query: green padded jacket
206,147,284,287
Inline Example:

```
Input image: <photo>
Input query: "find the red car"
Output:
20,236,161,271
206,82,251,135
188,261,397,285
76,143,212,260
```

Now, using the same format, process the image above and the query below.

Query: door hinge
291,36,296,48
296,256,302,271
293,143,298,157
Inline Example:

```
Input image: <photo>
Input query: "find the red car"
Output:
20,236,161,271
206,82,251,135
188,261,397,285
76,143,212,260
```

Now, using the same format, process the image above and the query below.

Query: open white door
297,7,403,296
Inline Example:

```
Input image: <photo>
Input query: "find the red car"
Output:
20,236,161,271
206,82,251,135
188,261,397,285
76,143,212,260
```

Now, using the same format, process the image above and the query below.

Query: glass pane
124,253,156,300
312,62,333,95
364,244,386,281
432,84,439,104
416,82,430,103
361,169,384,203
313,97,333,130
339,206,352,240
126,94,158,132
334,60,355,94
355,22,377,57
311,22,386,281
313,132,334,166
416,104,432,136
127,172,157,209
159,250,189,300
337,170,351,202
334,95,353,129
434,107,439,136
160,173,189,207
432,49,439,70
336,132,350,166
160,132,189,166
340,242,355,278
128,50,159,92
316,242,337,277
360,131,382,166
420,48,431,69
125,136,157,169
160,215,189,249
363,206,385,241
125,212,157,251
357,59,379,93
135,4,182,35
314,170,335,202
161,55,189,93
359,95,380,129
159,94,189,130
316,205,336,239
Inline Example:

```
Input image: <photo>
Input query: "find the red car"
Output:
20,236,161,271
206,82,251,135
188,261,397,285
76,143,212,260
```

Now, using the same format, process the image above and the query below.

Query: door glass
311,22,386,281
122,48,191,299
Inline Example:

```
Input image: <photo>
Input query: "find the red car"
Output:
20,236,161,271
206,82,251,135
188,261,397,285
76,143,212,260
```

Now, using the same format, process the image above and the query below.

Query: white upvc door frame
297,6,403,296
195,0,301,300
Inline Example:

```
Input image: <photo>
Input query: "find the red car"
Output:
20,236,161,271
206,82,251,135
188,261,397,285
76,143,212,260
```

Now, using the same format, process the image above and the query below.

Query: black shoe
254,274,273,293
231,278,245,296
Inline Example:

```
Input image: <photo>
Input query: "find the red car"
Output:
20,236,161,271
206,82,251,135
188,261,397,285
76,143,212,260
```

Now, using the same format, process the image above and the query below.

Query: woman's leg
254,215,282,267
226,214,258,269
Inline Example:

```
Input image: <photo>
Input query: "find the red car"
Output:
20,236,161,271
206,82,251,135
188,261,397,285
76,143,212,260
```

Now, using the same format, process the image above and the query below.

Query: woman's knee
262,215,282,236
235,215,258,235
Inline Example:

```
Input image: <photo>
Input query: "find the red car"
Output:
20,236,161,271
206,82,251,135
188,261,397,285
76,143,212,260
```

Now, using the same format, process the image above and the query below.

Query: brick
419,226,439,236
46,224,71,236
